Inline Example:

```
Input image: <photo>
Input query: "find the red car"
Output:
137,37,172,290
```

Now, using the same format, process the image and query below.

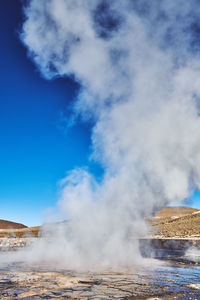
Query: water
145,262,200,298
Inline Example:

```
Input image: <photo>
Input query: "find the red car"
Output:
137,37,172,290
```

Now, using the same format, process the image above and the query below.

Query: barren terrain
151,206,200,238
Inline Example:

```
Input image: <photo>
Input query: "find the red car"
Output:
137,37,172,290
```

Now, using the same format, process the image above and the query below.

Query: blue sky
1,1,200,226
0,0,102,226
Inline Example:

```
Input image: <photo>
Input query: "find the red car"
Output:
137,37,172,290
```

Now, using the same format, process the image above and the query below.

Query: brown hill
151,206,200,238
0,219,27,229
155,206,199,219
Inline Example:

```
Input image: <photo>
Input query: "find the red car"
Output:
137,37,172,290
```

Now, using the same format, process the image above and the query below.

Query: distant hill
152,206,200,238
155,206,199,219
0,219,27,229
1,206,200,239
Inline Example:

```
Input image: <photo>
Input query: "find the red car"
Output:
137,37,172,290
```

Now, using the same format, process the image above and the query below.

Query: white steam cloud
4,0,200,270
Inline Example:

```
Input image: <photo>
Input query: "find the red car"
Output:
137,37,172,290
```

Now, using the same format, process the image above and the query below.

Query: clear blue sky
0,1,199,226
0,0,103,226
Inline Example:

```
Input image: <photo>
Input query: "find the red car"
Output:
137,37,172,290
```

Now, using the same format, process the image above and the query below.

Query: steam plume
5,0,200,270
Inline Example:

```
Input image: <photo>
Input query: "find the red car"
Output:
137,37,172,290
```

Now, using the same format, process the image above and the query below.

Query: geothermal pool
0,258,200,299
0,238,200,299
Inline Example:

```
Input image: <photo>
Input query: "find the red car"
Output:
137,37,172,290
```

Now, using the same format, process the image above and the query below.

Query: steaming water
1,0,200,271
1,3,200,297
13,0,200,270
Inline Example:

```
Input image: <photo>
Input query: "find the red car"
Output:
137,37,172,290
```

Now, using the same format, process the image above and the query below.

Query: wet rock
0,278,11,284
0,260,200,299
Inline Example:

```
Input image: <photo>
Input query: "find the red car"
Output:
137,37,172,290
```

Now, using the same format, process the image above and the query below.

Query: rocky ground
0,237,37,251
0,268,151,299
0,260,200,299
